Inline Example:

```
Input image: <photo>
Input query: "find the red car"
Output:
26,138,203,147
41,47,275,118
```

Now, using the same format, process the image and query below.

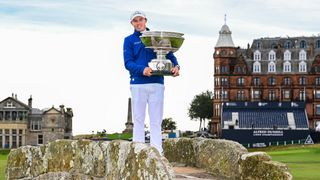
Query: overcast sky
0,0,319,135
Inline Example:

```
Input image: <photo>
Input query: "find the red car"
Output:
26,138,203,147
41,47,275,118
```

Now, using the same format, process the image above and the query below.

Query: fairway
250,144,320,180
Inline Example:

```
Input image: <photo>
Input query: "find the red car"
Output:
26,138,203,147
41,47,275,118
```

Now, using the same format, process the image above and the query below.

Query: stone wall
6,138,293,180
163,138,292,180
6,139,174,180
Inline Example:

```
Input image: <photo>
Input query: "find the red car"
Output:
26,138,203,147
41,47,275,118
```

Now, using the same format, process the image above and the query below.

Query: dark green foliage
188,90,213,131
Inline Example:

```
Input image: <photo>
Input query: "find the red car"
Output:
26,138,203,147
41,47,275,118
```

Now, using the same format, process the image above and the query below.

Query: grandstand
221,102,310,147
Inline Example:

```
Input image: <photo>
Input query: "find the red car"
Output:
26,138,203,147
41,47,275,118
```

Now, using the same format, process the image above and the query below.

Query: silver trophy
140,31,184,76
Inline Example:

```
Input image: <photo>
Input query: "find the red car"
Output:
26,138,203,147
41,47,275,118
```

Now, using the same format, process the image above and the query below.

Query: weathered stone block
6,139,174,180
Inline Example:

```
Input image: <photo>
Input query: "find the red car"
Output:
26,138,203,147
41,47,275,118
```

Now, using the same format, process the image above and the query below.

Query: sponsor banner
222,129,310,145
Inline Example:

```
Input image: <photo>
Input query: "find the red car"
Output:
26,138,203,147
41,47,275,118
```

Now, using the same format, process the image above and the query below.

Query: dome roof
215,24,235,48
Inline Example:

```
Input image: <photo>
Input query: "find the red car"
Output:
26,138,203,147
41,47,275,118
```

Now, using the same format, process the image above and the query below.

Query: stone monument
123,97,133,133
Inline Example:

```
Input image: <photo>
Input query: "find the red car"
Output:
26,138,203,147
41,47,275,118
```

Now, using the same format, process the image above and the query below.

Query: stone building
212,22,320,136
0,94,73,149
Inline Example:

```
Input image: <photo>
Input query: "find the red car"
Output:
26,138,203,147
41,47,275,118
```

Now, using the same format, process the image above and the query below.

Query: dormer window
253,61,261,73
284,41,291,49
268,50,276,61
300,40,307,48
316,40,320,49
254,50,261,61
283,61,291,72
268,62,276,72
299,50,307,61
284,50,291,61
256,42,261,49
299,61,307,72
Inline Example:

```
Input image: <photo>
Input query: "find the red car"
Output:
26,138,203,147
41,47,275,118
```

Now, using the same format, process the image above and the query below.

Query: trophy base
148,59,173,76
151,70,173,76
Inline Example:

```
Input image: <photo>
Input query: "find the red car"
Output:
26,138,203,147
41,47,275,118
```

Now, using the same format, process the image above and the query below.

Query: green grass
0,150,9,180
106,133,132,140
249,144,320,180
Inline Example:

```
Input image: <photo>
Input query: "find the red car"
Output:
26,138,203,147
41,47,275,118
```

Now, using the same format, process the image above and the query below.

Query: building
0,94,73,149
212,22,320,137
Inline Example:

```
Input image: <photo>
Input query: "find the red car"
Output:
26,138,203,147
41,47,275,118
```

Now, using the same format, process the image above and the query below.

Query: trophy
140,31,184,76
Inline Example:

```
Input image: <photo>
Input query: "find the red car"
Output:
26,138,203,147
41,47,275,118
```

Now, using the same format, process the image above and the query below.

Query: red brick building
212,23,320,136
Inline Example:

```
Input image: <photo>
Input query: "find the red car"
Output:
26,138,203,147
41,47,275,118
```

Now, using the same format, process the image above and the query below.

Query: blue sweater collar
133,28,150,36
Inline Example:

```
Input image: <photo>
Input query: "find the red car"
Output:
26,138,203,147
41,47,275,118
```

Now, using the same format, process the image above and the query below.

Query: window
284,77,291,85
215,66,220,73
316,40,320,49
237,77,245,86
221,66,228,73
284,41,291,49
214,104,220,116
253,90,261,99
237,90,245,101
214,90,220,99
214,77,220,86
316,77,320,85
18,129,23,147
5,112,10,120
31,120,42,131
253,77,261,86
284,90,291,99
253,62,261,73
12,129,16,148
221,90,228,99
0,129,2,149
221,77,228,86
299,77,306,85
12,112,17,121
271,42,277,49
256,42,261,49
254,50,261,61
268,62,276,72
268,77,276,86
18,111,24,120
299,61,307,72
300,40,306,48
299,90,306,101
268,90,276,101
316,90,320,99
284,50,291,61
0,112,3,120
4,101,15,108
268,50,276,61
317,105,320,115
237,66,242,73
283,61,291,72
38,135,43,145
5,129,9,149
299,50,307,60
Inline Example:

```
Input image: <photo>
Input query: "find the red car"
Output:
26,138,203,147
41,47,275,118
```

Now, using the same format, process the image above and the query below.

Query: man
123,10,180,154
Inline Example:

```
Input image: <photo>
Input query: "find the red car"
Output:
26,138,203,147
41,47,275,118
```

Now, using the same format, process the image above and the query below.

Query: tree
161,117,177,131
188,90,213,131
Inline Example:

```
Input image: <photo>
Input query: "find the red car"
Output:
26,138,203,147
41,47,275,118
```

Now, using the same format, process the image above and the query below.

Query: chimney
28,95,32,108
60,105,65,114
15,94,17,100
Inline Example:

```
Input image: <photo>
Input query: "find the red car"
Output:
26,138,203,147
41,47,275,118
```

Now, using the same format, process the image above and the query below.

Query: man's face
131,16,147,32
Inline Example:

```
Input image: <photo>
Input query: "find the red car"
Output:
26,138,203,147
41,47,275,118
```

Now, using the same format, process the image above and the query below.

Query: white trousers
130,83,164,154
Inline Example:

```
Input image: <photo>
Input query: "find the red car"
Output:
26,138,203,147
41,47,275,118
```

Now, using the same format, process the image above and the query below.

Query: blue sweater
123,29,179,84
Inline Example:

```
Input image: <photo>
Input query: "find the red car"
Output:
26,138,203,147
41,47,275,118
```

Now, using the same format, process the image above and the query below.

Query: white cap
130,10,146,22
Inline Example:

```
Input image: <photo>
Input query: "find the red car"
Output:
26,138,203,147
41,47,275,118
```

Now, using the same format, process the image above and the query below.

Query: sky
0,0,319,135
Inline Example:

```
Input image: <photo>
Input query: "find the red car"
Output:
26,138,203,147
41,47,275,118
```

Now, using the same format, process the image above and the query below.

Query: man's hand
143,67,153,76
171,66,180,77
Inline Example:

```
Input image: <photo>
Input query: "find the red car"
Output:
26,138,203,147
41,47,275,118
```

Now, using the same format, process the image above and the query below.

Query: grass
249,144,320,180
0,150,9,180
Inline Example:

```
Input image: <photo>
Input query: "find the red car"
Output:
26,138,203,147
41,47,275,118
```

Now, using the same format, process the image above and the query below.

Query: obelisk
123,97,133,133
